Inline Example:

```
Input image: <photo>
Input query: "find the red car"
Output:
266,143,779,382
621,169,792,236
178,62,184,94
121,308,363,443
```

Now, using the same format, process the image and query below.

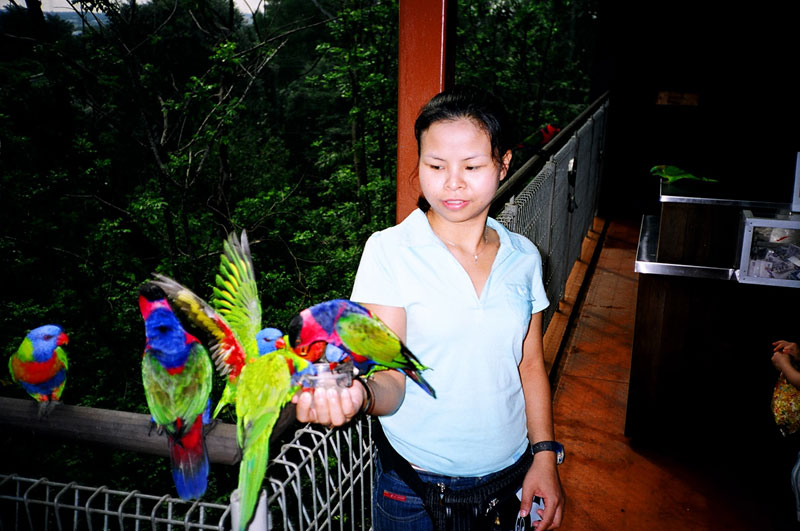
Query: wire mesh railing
265,421,373,531
0,94,608,531
0,473,231,530
0,419,373,531
496,97,609,330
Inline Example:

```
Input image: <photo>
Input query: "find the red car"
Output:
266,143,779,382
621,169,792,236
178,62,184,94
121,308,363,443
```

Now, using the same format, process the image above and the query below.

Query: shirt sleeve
350,231,404,307
529,245,550,315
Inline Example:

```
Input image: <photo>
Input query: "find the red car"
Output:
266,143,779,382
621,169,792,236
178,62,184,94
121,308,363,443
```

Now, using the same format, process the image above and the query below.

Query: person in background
773,340,800,387
293,85,565,530
773,339,800,523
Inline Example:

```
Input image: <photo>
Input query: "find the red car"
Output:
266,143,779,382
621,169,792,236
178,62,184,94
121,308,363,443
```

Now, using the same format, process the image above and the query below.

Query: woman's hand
292,381,365,429
519,455,565,530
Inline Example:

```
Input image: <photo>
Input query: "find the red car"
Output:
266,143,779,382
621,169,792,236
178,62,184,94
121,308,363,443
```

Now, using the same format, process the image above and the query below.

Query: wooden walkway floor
547,217,800,530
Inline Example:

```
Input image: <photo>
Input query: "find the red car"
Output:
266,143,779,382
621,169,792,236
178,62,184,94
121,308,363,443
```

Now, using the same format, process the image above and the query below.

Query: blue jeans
372,451,522,531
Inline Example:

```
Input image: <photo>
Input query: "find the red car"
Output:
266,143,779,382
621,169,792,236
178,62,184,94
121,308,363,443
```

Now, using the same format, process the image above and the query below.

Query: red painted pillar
396,0,455,223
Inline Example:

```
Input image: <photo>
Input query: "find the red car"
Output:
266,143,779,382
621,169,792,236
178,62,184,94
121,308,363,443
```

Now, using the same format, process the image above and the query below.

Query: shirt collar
400,208,527,254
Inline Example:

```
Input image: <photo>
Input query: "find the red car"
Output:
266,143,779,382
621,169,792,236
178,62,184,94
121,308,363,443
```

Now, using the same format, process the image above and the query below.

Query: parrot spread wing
151,273,247,381
207,230,266,419
211,230,262,366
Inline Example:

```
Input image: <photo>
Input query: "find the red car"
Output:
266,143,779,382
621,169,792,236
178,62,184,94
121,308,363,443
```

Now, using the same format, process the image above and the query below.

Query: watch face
555,444,564,465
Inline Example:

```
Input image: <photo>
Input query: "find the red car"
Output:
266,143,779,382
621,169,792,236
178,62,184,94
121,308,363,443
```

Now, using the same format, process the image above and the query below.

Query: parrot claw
147,420,163,437
36,400,61,419
203,417,220,435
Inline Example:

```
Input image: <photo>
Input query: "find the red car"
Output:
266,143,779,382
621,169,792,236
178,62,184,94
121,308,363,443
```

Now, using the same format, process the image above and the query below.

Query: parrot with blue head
287,299,436,398
139,282,213,501
256,327,283,356
257,327,315,388
153,231,304,531
8,324,69,418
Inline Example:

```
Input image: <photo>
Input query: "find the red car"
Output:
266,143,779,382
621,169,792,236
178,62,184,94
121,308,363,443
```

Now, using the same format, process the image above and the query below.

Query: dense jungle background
0,0,598,502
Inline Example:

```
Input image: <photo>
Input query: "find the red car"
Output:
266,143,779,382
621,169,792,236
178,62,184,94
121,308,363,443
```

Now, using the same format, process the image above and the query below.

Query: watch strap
531,440,564,465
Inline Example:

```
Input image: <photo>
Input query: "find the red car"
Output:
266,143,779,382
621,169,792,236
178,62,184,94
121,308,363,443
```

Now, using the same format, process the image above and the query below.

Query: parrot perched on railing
287,299,436,398
152,231,306,531
8,324,69,418
520,123,560,148
139,283,213,501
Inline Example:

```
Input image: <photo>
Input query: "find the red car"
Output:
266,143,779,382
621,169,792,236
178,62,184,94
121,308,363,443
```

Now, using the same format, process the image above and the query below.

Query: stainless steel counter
659,181,791,210
634,215,736,280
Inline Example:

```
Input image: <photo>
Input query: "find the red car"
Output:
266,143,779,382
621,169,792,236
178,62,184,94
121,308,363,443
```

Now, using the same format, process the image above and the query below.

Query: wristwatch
531,441,565,465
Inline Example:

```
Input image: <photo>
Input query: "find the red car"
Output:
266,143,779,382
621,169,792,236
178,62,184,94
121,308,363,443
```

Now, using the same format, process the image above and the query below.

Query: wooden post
396,0,456,222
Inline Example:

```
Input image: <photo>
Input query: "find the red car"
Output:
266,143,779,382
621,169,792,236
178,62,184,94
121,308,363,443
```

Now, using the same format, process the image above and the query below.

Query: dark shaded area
585,7,800,527
556,219,800,530
592,4,799,219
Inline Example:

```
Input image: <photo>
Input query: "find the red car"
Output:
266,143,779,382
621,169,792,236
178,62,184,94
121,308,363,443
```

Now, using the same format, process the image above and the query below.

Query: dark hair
414,85,512,166
414,86,512,211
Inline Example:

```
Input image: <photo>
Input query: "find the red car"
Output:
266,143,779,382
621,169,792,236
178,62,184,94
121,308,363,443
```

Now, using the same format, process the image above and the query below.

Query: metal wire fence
0,420,373,531
497,99,609,330
0,97,608,531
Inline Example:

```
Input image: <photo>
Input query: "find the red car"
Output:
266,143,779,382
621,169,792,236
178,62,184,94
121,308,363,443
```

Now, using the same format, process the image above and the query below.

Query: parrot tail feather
237,434,270,531
168,414,209,500
404,369,436,398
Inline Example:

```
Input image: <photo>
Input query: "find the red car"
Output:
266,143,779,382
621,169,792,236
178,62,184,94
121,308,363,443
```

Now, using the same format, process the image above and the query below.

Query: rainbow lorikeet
8,324,69,418
139,283,213,501
257,327,315,387
256,327,283,356
518,124,560,149
287,299,436,398
650,165,719,183
152,231,307,531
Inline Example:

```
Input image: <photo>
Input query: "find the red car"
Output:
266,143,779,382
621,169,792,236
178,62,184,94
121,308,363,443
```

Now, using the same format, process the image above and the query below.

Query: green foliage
0,0,596,502
456,0,598,171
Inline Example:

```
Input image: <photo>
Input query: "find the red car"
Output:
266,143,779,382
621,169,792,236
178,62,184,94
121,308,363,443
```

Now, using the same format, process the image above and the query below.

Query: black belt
373,420,532,531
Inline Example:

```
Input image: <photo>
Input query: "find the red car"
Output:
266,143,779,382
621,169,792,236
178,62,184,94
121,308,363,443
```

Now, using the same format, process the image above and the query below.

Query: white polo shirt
350,208,549,476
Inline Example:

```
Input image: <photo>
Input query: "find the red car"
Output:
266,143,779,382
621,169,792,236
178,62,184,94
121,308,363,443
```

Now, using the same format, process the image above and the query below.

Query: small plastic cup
300,361,354,389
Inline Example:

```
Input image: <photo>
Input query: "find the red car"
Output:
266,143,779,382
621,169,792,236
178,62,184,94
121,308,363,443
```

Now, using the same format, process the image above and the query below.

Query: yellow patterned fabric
773,374,800,436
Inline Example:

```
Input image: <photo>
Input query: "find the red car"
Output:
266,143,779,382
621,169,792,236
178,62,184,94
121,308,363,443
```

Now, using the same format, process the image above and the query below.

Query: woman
294,86,565,530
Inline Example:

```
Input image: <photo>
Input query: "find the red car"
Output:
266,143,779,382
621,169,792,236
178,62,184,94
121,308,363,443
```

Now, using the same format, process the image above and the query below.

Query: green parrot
152,231,303,530
650,164,719,184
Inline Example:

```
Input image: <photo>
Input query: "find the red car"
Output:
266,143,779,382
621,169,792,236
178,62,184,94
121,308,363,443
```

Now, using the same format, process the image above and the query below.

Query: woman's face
418,118,511,225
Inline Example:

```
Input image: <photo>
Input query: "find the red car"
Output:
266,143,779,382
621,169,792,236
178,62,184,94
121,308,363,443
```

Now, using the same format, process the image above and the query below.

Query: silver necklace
436,229,489,263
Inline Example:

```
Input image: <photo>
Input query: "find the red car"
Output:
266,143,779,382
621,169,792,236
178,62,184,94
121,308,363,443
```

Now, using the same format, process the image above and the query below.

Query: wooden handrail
493,90,610,209
0,397,298,466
